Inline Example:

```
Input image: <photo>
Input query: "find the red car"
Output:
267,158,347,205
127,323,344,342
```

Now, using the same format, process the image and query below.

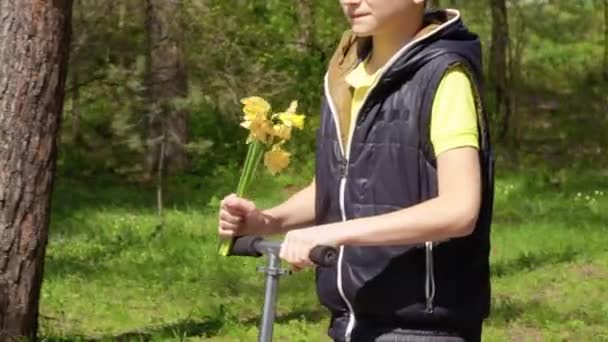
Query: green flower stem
248,143,265,186
218,141,265,256
236,142,255,196
242,142,264,194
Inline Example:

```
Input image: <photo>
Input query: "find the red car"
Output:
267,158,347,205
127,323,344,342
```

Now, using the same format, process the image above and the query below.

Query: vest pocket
341,245,427,315
315,264,347,314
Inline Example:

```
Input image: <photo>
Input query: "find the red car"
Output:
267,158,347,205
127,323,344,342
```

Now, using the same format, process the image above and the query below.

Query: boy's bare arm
279,147,482,269
218,179,316,238
323,147,481,246
264,179,316,234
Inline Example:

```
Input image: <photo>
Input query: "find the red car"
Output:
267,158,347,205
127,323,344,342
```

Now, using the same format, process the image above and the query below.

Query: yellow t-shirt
344,60,479,156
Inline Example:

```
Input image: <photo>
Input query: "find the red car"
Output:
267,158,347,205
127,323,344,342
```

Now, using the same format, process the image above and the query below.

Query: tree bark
70,0,81,143
145,0,189,175
604,0,608,81
489,0,512,142
0,0,73,340
71,65,82,143
294,0,314,53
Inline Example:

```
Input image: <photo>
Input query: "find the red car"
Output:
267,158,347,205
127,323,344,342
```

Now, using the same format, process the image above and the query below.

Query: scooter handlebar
230,235,338,267
230,235,264,257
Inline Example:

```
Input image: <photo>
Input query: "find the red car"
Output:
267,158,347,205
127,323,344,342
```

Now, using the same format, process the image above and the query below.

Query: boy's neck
366,13,425,74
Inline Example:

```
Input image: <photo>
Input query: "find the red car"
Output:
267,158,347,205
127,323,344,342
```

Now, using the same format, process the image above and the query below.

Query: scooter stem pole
259,251,281,342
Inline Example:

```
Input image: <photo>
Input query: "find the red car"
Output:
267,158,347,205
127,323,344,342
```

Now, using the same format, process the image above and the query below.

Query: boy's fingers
218,227,235,237
220,193,237,207
296,244,311,268
220,209,242,224
225,197,256,215
219,221,240,235
279,242,288,261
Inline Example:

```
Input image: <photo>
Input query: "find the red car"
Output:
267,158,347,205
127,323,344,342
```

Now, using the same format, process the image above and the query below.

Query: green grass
39,166,608,341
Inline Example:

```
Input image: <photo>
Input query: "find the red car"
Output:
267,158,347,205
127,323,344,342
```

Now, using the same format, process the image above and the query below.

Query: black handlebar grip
309,245,338,267
230,235,263,257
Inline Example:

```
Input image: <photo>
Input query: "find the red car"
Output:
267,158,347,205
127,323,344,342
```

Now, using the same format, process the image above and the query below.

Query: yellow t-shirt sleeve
430,67,479,156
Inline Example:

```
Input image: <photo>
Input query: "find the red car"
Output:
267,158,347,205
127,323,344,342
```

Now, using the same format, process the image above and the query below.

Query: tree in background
604,0,608,81
145,0,189,176
489,0,512,143
294,0,314,53
0,0,73,339
62,0,149,176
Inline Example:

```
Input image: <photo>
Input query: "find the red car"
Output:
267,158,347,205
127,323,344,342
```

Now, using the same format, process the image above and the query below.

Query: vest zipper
425,241,436,313
324,74,356,342
338,177,356,341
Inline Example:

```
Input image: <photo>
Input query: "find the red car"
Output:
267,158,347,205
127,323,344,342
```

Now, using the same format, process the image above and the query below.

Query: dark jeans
334,321,482,342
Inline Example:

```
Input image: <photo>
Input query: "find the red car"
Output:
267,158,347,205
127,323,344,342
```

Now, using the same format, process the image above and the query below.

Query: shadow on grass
489,295,557,327
49,175,225,230
243,309,328,326
491,247,579,278
110,318,223,341
44,229,148,280
41,318,224,341
41,309,327,341
489,292,607,328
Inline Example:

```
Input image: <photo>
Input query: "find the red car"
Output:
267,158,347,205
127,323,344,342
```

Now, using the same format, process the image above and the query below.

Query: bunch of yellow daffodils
218,96,305,256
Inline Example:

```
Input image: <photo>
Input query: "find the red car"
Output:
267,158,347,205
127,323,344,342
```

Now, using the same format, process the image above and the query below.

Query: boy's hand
218,194,273,237
279,226,339,271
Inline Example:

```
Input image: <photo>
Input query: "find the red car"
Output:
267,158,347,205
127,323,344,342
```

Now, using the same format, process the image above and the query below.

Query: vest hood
380,10,482,84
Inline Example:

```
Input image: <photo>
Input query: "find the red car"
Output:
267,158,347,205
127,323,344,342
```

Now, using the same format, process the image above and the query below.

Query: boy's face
340,0,425,37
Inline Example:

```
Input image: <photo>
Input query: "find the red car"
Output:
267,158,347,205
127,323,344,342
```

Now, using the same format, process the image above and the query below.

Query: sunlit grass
40,167,608,341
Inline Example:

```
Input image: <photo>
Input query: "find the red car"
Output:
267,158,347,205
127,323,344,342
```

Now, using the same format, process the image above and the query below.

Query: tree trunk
71,66,82,143
489,0,512,143
604,0,608,81
70,0,80,143
145,0,189,175
294,0,314,53
508,5,527,155
0,0,73,340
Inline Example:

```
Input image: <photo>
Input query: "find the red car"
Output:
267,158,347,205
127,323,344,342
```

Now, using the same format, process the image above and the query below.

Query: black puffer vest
314,10,495,341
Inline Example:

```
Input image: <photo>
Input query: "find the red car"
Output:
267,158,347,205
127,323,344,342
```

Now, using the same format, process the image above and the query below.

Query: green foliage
39,167,608,340
61,0,608,178
180,0,345,164
60,0,148,176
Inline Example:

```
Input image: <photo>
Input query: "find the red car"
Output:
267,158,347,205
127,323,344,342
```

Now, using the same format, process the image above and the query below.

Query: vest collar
325,9,462,148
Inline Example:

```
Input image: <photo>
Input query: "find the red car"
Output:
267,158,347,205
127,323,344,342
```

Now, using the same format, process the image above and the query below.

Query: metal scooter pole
257,250,287,342
230,236,338,342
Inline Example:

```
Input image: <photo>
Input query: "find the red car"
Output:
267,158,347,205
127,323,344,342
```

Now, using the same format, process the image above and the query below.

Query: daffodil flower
241,118,270,144
240,96,273,144
285,100,298,113
264,145,291,175
277,113,305,129
273,100,305,129
241,96,271,118
270,124,292,141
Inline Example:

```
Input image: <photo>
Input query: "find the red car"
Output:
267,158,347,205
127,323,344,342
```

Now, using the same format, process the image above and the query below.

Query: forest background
1,0,607,341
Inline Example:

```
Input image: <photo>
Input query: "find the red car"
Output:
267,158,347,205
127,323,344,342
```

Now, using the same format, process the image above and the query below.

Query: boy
218,1,494,341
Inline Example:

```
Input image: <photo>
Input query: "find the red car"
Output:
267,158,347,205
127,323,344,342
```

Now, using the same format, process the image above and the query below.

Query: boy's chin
350,27,375,37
